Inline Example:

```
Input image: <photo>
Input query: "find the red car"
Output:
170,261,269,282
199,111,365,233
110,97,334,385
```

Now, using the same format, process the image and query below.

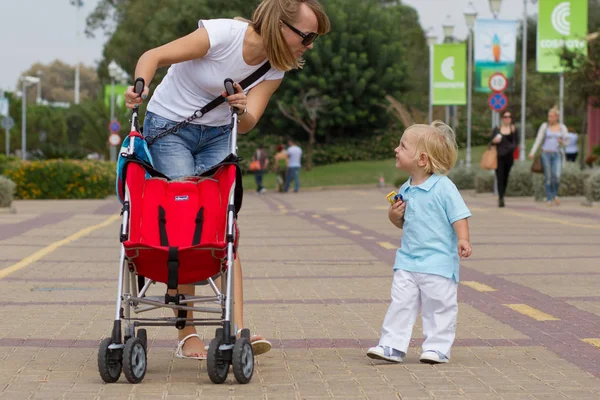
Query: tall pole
520,0,528,161
466,30,473,168
21,83,27,161
1,89,8,156
428,44,434,124
74,0,81,104
110,79,116,162
559,72,564,125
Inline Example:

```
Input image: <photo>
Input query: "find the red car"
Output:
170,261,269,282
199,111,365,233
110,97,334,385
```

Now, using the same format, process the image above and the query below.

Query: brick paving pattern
1,190,599,399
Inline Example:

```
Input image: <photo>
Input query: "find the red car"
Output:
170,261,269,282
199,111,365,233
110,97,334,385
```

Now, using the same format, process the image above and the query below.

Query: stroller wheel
232,337,254,384
123,337,147,384
98,337,122,383
137,329,148,351
207,337,229,384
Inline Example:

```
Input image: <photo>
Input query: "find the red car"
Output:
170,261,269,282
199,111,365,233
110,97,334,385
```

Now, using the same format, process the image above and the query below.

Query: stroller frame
98,78,253,385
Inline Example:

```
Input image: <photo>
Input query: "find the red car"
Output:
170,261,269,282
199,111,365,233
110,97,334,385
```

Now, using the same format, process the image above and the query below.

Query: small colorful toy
386,191,404,204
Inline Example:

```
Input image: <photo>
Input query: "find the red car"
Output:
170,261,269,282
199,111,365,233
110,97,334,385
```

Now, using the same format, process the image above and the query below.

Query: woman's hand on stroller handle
222,80,246,115
125,78,149,110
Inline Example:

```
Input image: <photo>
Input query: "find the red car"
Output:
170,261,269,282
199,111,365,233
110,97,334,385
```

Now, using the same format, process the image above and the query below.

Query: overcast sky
0,0,538,91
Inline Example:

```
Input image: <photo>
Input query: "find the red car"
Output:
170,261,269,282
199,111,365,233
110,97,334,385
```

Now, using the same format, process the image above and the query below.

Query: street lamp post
71,0,83,104
108,61,129,162
442,15,455,126
464,2,478,168
108,61,120,162
36,70,43,105
488,0,503,129
427,29,437,124
489,0,503,19
20,76,40,161
520,1,537,161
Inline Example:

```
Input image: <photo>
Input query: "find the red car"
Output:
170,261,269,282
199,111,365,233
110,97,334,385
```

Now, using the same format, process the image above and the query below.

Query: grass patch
243,140,534,190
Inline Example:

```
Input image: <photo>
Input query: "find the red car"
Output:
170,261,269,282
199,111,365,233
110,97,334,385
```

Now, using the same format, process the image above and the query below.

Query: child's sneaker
419,350,449,364
366,345,404,363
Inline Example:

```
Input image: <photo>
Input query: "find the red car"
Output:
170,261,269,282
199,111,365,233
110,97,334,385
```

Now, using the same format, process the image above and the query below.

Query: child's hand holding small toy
387,192,406,228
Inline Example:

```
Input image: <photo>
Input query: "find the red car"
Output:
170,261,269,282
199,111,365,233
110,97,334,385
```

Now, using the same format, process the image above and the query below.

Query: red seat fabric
123,162,238,284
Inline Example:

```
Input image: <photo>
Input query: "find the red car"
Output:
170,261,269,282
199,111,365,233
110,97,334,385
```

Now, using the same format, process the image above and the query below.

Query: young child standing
367,121,472,364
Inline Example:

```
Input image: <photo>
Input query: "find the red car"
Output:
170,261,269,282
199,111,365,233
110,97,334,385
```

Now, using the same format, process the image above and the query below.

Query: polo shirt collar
408,174,442,191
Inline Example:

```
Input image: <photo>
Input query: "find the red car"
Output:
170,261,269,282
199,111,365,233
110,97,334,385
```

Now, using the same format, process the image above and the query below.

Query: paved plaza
1,188,600,399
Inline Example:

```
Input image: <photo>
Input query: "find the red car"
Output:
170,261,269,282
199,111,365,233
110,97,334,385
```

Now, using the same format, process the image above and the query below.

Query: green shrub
475,170,495,193
505,163,534,197
532,162,589,201
3,159,115,200
0,155,19,175
0,175,16,208
448,166,477,190
584,169,600,203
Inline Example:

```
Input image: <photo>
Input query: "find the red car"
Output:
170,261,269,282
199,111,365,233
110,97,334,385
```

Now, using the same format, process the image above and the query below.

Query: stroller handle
134,78,145,97
129,77,146,134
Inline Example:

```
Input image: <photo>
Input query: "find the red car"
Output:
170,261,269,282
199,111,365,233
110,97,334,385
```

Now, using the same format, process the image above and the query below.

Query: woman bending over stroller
124,0,330,360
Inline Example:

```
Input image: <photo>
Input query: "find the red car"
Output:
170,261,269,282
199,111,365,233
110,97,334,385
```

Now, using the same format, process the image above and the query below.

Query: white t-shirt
287,145,302,168
147,19,285,126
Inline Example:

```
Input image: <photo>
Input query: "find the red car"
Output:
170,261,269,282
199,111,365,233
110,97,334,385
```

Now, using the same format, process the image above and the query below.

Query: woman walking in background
528,106,568,206
491,110,518,208
273,144,288,192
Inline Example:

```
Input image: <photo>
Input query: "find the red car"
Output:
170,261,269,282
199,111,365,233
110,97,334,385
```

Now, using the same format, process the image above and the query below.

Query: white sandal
175,333,207,360
203,329,272,356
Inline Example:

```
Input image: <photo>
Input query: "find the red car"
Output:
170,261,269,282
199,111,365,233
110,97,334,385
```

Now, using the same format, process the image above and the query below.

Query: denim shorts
143,111,232,179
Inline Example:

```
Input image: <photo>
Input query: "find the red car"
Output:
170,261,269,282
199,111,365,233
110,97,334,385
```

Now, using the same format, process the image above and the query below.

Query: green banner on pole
104,84,130,111
536,0,588,73
432,44,467,105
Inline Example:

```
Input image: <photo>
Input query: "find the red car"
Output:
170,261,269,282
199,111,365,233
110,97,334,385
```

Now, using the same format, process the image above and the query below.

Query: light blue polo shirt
393,174,471,282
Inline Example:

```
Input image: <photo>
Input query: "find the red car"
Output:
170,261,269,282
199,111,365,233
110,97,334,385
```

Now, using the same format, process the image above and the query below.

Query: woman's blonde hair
404,120,458,175
249,0,330,71
549,105,560,117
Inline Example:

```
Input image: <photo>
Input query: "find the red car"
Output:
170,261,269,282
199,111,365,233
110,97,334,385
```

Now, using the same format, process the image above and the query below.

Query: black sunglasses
281,20,319,46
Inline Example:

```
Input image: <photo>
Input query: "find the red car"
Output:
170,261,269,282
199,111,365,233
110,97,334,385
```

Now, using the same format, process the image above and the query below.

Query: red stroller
98,78,254,384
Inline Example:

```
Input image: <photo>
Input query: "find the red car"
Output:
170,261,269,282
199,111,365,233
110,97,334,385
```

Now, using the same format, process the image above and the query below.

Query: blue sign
488,92,508,112
109,120,121,133
1,117,14,130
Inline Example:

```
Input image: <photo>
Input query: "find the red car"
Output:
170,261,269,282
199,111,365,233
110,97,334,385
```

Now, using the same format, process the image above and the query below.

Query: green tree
18,61,100,103
270,0,424,143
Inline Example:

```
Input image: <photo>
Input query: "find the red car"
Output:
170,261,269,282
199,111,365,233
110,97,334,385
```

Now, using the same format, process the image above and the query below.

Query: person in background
273,144,288,192
491,110,518,208
284,138,302,193
528,106,568,206
564,128,579,162
253,144,269,193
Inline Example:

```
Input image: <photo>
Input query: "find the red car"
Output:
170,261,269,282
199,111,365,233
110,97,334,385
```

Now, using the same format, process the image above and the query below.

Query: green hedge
3,160,115,200
0,155,19,176
460,160,598,201
584,169,600,203
448,167,477,190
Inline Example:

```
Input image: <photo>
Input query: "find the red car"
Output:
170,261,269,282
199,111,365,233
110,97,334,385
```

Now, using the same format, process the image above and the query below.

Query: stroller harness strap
192,207,204,246
167,246,179,291
157,204,206,290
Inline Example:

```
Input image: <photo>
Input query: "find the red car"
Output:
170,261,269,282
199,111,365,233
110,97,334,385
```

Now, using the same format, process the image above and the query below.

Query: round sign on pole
488,73,508,93
109,120,121,133
488,92,508,113
1,116,15,130
108,133,121,147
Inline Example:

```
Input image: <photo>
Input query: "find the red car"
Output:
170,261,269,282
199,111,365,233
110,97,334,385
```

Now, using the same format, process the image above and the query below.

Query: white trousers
379,269,458,358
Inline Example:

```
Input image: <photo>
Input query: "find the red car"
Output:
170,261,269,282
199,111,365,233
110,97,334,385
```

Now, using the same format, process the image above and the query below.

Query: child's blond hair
404,120,458,175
